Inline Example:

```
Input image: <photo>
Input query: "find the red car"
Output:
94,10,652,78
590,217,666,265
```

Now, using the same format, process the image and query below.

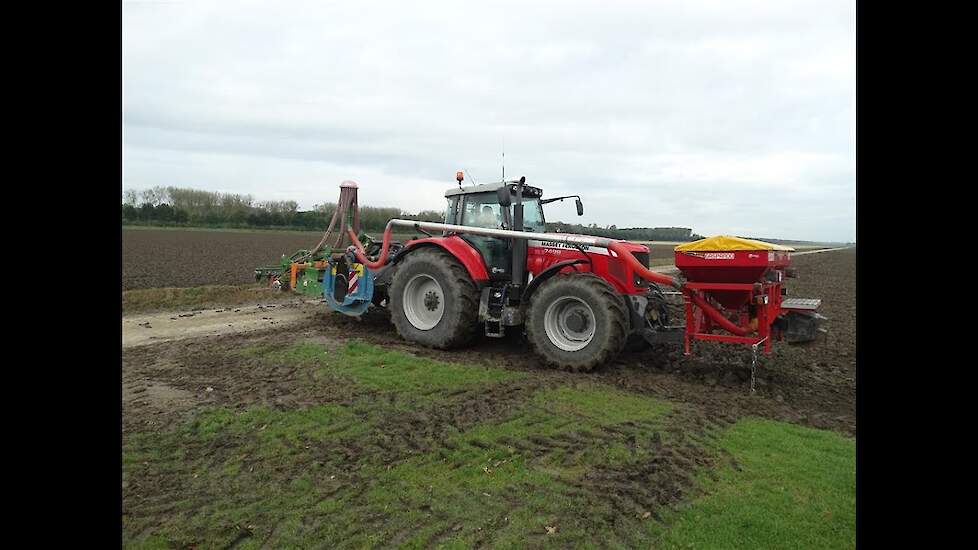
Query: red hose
608,241,751,334
606,241,682,289
688,291,752,336
347,227,394,270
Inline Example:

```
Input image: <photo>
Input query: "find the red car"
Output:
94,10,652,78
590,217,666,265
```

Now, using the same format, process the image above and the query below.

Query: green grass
327,340,522,393
191,403,364,444
123,400,368,549
237,340,525,394
535,384,672,424
232,341,326,361
124,342,678,548
655,417,856,549
355,384,674,548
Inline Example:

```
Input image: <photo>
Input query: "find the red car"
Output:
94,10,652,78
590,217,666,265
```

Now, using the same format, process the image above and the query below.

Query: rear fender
397,236,490,282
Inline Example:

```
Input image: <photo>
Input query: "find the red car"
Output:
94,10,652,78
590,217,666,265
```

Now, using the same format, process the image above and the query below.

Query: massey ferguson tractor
257,175,825,377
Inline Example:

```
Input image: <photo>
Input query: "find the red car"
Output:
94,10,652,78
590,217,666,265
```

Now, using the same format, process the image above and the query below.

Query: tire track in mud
322,249,855,434
125,276,851,441
285,299,854,435
123,325,727,546
122,247,854,438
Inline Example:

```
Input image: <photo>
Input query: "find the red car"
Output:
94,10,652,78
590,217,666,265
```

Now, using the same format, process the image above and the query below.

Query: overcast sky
123,0,855,242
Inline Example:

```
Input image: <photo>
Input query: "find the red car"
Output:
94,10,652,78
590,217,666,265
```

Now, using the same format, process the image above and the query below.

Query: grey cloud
123,0,855,242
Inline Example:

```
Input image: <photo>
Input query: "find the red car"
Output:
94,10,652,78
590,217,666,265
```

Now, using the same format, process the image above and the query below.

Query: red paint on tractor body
404,233,652,294
403,236,490,282
526,237,651,294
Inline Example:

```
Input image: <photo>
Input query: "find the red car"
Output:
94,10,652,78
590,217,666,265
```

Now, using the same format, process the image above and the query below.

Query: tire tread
526,273,629,372
389,247,480,349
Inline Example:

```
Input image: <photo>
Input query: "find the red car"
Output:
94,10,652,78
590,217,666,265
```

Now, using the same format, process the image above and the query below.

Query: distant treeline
122,186,442,231
123,186,751,243
545,222,702,242
740,236,852,246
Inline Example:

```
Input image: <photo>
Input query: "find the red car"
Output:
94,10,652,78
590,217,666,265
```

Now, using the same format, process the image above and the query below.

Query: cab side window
444,197,458,224
461,198,503,229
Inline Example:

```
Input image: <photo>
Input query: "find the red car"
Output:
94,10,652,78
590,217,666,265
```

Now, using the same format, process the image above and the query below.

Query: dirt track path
122,247,854,349
122,299,323,348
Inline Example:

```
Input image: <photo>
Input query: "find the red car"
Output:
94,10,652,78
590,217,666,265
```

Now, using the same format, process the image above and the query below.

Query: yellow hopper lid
675,235,795,252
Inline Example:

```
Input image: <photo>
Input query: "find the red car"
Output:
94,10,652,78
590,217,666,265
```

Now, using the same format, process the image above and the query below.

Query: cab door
459,194,512,281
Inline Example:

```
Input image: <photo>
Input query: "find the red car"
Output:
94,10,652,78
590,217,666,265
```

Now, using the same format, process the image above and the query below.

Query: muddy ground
122,247,854,547
313,247,854,434
123,228,419,290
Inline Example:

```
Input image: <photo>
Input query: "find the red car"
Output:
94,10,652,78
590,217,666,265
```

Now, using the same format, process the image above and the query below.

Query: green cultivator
254,181,401,314
254,248,332,296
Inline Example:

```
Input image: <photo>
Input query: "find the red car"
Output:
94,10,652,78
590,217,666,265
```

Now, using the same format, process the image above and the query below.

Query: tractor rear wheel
526,273,628,372
389,247,479,349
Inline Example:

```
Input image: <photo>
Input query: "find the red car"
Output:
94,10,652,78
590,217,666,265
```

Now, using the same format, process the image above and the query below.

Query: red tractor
362,176,671,371
261,175,824,374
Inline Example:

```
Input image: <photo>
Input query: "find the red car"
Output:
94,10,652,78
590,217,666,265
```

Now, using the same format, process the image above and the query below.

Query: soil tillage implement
254,181,400,315
257,174,827,380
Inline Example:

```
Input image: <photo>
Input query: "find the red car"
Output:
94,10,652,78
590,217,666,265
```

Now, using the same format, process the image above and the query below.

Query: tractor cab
444,182,547,281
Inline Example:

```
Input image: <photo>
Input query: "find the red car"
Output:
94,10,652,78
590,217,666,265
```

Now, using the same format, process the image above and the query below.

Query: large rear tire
526,273,628,372
389,247,479,349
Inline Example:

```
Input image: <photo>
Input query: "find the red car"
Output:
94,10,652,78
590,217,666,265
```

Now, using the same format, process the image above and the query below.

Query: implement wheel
526,273,628,372
389,247,479,349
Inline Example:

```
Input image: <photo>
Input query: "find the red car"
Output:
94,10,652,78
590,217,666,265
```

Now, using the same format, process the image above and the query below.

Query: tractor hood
532,232,651,256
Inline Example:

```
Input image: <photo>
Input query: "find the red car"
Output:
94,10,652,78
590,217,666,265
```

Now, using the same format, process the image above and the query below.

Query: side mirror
575,198,584,216
497,187,512,207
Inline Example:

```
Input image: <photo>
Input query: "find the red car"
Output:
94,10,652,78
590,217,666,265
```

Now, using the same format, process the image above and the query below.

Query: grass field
123,340,855,549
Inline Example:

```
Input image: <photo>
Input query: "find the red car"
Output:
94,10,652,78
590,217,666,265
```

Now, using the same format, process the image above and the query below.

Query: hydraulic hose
688,291,752,336
604,241,682,290
348,226,395,270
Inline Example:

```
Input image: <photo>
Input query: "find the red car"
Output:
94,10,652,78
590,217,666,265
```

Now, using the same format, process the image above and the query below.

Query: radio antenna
501,140,505,182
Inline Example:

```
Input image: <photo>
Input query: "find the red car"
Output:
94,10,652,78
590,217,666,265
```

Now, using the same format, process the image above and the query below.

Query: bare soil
122,227,719,289
122,228,418,289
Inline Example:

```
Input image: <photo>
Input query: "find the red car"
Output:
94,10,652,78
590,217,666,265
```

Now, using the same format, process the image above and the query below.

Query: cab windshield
519,198,546,232
459,194,546,233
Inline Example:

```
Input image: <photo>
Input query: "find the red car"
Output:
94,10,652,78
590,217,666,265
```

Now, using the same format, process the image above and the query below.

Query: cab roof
445,181,543,199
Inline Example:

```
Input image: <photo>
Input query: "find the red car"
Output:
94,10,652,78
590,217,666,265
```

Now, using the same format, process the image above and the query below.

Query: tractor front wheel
388,247,479,349
526,273,628,372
